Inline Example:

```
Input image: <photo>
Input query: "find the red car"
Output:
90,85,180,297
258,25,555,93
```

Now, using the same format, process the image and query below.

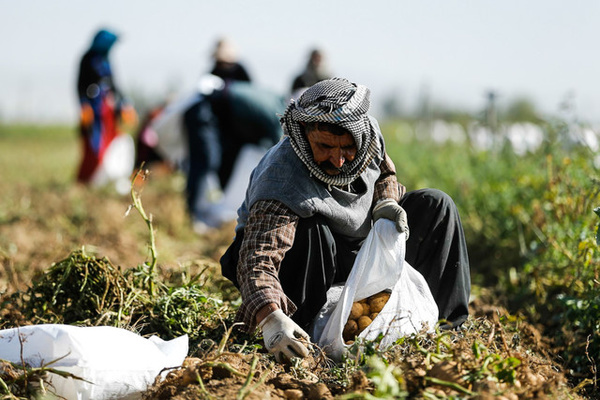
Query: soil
141,302,577,400
0,168,590,399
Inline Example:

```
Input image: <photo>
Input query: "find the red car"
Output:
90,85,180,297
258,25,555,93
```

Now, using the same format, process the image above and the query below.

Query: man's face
306,128,357,175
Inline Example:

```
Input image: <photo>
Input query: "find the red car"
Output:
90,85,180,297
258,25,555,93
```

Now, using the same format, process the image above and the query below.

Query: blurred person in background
220,78,471,363
76,28,137,189
210,37,252,83
290,48,332,99
133,37,252,180
148,75,286,233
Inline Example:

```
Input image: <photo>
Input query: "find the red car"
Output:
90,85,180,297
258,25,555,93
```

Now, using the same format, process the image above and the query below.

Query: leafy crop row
382,119,599,396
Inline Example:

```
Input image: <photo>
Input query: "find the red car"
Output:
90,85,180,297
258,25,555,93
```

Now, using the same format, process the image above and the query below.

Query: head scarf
90,29,118,54
213,38,238,63
281,77,381,187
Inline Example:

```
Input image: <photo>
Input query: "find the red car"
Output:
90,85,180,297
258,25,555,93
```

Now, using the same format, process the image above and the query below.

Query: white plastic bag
314,219,439,361
0,324,188,400
90,133,135,195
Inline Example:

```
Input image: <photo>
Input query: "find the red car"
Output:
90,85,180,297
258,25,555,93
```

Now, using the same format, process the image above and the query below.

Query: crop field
0,121,598,399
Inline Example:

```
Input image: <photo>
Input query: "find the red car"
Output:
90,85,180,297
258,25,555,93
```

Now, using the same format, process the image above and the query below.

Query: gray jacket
236,133,385,238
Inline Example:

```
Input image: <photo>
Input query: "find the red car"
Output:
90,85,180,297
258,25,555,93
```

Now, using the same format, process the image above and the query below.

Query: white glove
259,309,310,363
373,199,410,239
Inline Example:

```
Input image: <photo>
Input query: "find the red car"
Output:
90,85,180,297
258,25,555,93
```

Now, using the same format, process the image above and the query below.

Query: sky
1,0,598,125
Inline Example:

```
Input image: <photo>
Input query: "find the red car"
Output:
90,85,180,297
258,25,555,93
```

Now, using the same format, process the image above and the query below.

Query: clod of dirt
308,382,334,400
270,373,300,390
428,360,463,383
180,367,199,386
284,388,303,399
348,370,370,392
267,371,337,399
178,358,214,386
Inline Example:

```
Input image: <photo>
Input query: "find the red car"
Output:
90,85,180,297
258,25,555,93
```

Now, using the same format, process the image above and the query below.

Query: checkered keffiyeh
281,77,381,187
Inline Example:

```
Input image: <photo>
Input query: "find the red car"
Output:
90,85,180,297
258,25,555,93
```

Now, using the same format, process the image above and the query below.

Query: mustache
318,161,349,174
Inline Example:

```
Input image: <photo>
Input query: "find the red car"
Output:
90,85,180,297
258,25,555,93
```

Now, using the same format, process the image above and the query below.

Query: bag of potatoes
312,219,439,361
342,291,391,344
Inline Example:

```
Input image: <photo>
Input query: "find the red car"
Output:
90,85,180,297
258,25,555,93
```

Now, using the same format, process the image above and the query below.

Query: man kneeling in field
221,78,471,362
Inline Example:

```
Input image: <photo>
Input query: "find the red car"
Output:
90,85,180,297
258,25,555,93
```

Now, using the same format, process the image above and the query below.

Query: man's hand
259,309,310,363
372,199,410,239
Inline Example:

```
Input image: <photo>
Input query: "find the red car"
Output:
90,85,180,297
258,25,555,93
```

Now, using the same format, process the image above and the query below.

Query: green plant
15,248,135,326
594,206,600,245
465,340,521,385
503,156,600,393
149,282,227,342
383,119,600,394
364,356,408,399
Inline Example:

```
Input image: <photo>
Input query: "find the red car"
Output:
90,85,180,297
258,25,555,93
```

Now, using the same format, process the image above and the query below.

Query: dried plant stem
195,371,215,400
585,334,597,392
200,361,245,378
128,165,158,295
237,355,259,399
237,355,272,400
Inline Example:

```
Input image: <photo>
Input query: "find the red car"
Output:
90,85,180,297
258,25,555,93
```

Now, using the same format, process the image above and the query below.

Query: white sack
314,219,439,361
0,324,188,400
90,133,135,195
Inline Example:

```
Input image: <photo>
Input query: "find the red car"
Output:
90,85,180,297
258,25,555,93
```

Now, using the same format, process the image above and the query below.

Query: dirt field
0,166,589,399
0,124,593,398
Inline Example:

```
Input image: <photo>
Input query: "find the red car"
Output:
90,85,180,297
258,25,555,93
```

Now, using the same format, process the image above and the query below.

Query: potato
349,302,363,320
369,291,391,302
361,302,371,316
369,312,379,320
343,319,358,341
369,297,388,313
357,316,372,333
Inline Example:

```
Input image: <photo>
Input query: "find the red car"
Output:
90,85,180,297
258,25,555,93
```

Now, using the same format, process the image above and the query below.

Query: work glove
372,199,410,239
259,309,311,363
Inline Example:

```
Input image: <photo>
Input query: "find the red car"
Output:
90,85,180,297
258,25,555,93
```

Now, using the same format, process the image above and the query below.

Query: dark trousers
221,188,471,331
400,189,471,328
183,99,221,222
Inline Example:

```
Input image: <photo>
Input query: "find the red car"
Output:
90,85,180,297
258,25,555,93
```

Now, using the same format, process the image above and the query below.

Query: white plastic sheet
313,219,439,361
0,324,188,400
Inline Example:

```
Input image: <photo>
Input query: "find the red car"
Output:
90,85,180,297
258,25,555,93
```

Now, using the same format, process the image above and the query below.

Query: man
210,37,252,83
291,48,332,95
220,78,471,362
150,75,286,231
